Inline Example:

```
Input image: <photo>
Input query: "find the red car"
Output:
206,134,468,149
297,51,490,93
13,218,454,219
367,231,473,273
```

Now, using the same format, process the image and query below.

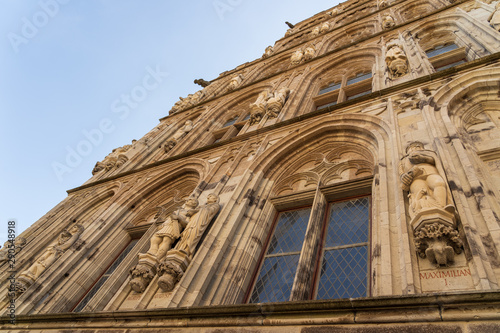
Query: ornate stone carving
249,88,291,125
129,198,198,292
385,44,409,78
399,142,461,267
15,225,84,296
290,49,304,65
157,194,220,292
249,90,271,125
227,74,244,91
382,14,395,29
169,90,206,114
266,88,290,118
162,120,194,153
262,46,274,58
92,141,135,175
291,45,315,66
320,22,331,34
0,237,27,263
489,3,500,31
415,222,463,267
311,26,320,37
326,8,339,17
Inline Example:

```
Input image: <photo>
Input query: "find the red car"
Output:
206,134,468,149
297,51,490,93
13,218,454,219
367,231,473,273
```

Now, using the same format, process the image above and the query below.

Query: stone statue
0,237,27,263
129,198,200,293
163,120,194,153
311,26,320,37
174,194,220,257
262,46,274,58
385,44,409,78
266,88,290,118
399,142,460,267
489,3,500,31
290,49,304,65
157,194,221,291
92,141,135,175
399,142,453,216
227,74,244,91
382,14,395,29
304,45,316,61
147,198,199,260
15,225,84,295
249,90,271,125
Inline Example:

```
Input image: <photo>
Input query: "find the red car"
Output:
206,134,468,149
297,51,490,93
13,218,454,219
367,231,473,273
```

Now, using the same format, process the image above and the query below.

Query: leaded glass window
249,208,311,303
248,195,370,303
73,239,139,312
316,197,369,300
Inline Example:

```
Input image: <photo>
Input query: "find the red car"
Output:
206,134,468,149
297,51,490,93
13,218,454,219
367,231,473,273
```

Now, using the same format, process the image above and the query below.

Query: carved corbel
385,44,409,78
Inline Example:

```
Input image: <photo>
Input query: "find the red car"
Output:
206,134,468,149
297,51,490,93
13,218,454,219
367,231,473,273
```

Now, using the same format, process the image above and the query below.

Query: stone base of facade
1,291,499,332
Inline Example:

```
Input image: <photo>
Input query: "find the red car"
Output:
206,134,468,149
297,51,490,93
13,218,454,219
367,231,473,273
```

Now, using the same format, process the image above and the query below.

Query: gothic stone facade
2,0,500,331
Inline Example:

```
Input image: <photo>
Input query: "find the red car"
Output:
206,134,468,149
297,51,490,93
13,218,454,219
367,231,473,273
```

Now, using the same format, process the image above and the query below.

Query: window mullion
289,188,327,301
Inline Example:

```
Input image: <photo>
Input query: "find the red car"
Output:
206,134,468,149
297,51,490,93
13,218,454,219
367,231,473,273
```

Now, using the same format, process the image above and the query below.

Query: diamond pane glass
249,254,299,303
267,208,311,255
316,246,368,300
325,197,369,247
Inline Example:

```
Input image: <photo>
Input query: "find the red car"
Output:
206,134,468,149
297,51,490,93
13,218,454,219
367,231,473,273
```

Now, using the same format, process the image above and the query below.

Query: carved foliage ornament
381,14,395,29
415,223,463,267
291,45,316,65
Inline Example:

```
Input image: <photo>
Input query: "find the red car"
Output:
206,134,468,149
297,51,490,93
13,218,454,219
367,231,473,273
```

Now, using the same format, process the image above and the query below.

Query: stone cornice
1,291,499,329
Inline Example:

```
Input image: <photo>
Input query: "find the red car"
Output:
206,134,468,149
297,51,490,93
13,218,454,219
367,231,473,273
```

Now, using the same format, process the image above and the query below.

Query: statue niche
157,194,220,292
385,44,409,78
399,142,462,267
249,88,291,125
14,224,84,296
162,120,194,154
129,198,199,293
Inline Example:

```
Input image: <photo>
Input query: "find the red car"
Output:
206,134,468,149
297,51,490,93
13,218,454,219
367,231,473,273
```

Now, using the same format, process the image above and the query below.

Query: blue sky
0,0,340,246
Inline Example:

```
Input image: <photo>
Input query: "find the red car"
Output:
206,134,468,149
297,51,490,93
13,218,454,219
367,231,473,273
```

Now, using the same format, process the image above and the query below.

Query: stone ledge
1,291,499,330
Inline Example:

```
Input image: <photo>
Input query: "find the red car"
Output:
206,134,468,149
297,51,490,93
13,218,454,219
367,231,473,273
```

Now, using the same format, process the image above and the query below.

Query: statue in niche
399,142,454,216
266,88,291,118
0,237,27,263
15,225,84,296
173,194,220,257
399,142,461,267
290,49,304,65
92,141,135,175
249,90,271,125
262,46,274,58
163,120,194,153
227,74,244,91
147,197,199,260
129,198,199,293
157,194,221,291
489,3,500,31
382,14,395,29
385,44,409,78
